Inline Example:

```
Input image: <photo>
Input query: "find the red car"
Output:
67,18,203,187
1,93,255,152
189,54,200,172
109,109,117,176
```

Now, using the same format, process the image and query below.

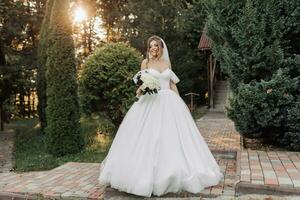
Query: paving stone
278,177,293,186
238,150,300,196
251,180,264,185
292,180,300,187
264,178,278,184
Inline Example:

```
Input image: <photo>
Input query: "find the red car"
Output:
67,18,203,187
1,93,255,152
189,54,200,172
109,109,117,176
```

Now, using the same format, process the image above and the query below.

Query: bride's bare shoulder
162,59,171,68
141,59,148,70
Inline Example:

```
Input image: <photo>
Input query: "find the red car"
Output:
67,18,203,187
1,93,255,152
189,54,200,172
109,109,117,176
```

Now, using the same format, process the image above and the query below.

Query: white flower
136,71,160,94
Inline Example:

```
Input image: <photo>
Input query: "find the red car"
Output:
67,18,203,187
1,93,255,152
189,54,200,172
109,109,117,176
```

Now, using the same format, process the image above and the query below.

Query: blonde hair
146,35,164,64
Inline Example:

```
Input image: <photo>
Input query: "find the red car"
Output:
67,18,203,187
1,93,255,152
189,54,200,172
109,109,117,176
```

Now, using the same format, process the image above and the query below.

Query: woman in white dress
99,35,223,197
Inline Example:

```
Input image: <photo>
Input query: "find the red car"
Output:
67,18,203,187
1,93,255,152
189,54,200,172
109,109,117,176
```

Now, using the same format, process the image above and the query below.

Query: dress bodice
145,68,180,90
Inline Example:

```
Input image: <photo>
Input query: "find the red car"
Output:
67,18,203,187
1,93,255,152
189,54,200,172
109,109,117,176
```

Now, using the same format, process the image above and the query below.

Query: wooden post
185,92,200,112
0,102,3,131
32,90,36,116
209,54,214,108
207,53,210,108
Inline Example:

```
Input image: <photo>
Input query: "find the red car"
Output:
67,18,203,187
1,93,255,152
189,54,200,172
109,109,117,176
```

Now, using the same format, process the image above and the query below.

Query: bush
45,0,84,156
227,69,299,149
282,99,300,150
79,42,142,124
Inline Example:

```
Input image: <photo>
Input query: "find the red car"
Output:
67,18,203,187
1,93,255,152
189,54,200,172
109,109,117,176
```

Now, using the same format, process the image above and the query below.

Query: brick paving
0,162,106,199
0,130,15,173
236,149,300,196
196,112,241,153
0,157,236,199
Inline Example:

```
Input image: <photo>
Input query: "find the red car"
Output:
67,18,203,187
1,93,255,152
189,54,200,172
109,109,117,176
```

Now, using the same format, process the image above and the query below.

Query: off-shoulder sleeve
170,69,180,84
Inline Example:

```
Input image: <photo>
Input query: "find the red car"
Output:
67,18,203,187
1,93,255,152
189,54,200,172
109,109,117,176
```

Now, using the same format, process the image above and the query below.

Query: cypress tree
37,0,54,132
46,0,84,156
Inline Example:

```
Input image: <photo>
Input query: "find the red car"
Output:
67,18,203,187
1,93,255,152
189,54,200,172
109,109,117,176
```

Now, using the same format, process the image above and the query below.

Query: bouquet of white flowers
133,70,161,101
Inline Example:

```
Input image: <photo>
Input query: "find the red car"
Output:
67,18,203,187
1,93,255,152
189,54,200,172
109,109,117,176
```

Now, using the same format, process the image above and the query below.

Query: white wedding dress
99,68,223,197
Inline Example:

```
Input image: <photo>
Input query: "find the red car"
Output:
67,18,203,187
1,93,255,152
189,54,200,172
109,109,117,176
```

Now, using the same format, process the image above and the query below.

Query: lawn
6,113,115,172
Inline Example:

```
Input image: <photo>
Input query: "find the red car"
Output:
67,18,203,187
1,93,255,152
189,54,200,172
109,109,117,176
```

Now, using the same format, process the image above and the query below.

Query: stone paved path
0,130,15,173
0,157,235,199
0,163,106,199
196,112,241,153
236,149,300,196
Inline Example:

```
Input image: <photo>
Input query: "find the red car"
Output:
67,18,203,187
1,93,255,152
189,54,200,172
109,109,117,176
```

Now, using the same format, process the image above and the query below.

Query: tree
37,0,54,133
206,0,300,150
0,45,11,130
72,0,102,68
0,0,47,129
97,0,128,42
45,0,83,156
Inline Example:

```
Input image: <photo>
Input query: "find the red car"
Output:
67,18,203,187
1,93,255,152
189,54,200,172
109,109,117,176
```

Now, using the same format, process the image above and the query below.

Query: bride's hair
146,35,164,63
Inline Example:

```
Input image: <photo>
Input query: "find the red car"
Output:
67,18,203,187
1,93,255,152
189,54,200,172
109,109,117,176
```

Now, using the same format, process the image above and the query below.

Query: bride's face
149,40,162,59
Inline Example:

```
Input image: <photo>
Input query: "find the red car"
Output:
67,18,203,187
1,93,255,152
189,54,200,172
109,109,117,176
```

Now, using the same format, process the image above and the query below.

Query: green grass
8,113,115,172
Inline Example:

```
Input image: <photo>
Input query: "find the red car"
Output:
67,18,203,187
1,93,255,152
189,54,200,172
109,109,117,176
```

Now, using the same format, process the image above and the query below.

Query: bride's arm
136,59,148,96
141,59,147,70
170,82,180,95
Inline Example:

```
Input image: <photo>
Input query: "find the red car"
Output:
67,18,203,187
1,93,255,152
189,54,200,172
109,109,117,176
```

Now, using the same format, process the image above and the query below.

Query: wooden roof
198,25,212,50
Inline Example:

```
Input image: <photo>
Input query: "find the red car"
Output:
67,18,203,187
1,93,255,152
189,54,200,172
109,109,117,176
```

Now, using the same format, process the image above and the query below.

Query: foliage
45,0,83,156
0,0,46,128
79,42,142,124
283,98,300,150
37,0,54,133
207,0,300,150
11,115,114,172
227,69,298,137
81,112,116,145
71,0,101,66
96,0,127,41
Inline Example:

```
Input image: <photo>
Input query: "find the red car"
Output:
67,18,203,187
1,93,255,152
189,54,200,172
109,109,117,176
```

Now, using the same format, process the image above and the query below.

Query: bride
99,35,223,197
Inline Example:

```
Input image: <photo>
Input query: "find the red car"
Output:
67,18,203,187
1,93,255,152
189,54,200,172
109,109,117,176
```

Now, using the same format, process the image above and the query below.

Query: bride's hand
136,87,142,97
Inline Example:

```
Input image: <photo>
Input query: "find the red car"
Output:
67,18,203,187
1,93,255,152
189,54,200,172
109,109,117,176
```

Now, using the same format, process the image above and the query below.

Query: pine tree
206,0,300,149
46,0,84,156
37,0,54,133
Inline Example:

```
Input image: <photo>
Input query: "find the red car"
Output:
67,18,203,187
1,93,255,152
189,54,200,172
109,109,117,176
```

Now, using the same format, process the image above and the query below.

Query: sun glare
74,7,87,23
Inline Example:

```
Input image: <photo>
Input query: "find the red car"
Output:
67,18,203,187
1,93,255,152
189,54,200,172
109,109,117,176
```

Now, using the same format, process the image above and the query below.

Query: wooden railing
184,92,200,112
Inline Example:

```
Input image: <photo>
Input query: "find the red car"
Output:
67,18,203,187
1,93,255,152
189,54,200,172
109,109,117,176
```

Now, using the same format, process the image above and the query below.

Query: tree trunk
0,102,4,131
